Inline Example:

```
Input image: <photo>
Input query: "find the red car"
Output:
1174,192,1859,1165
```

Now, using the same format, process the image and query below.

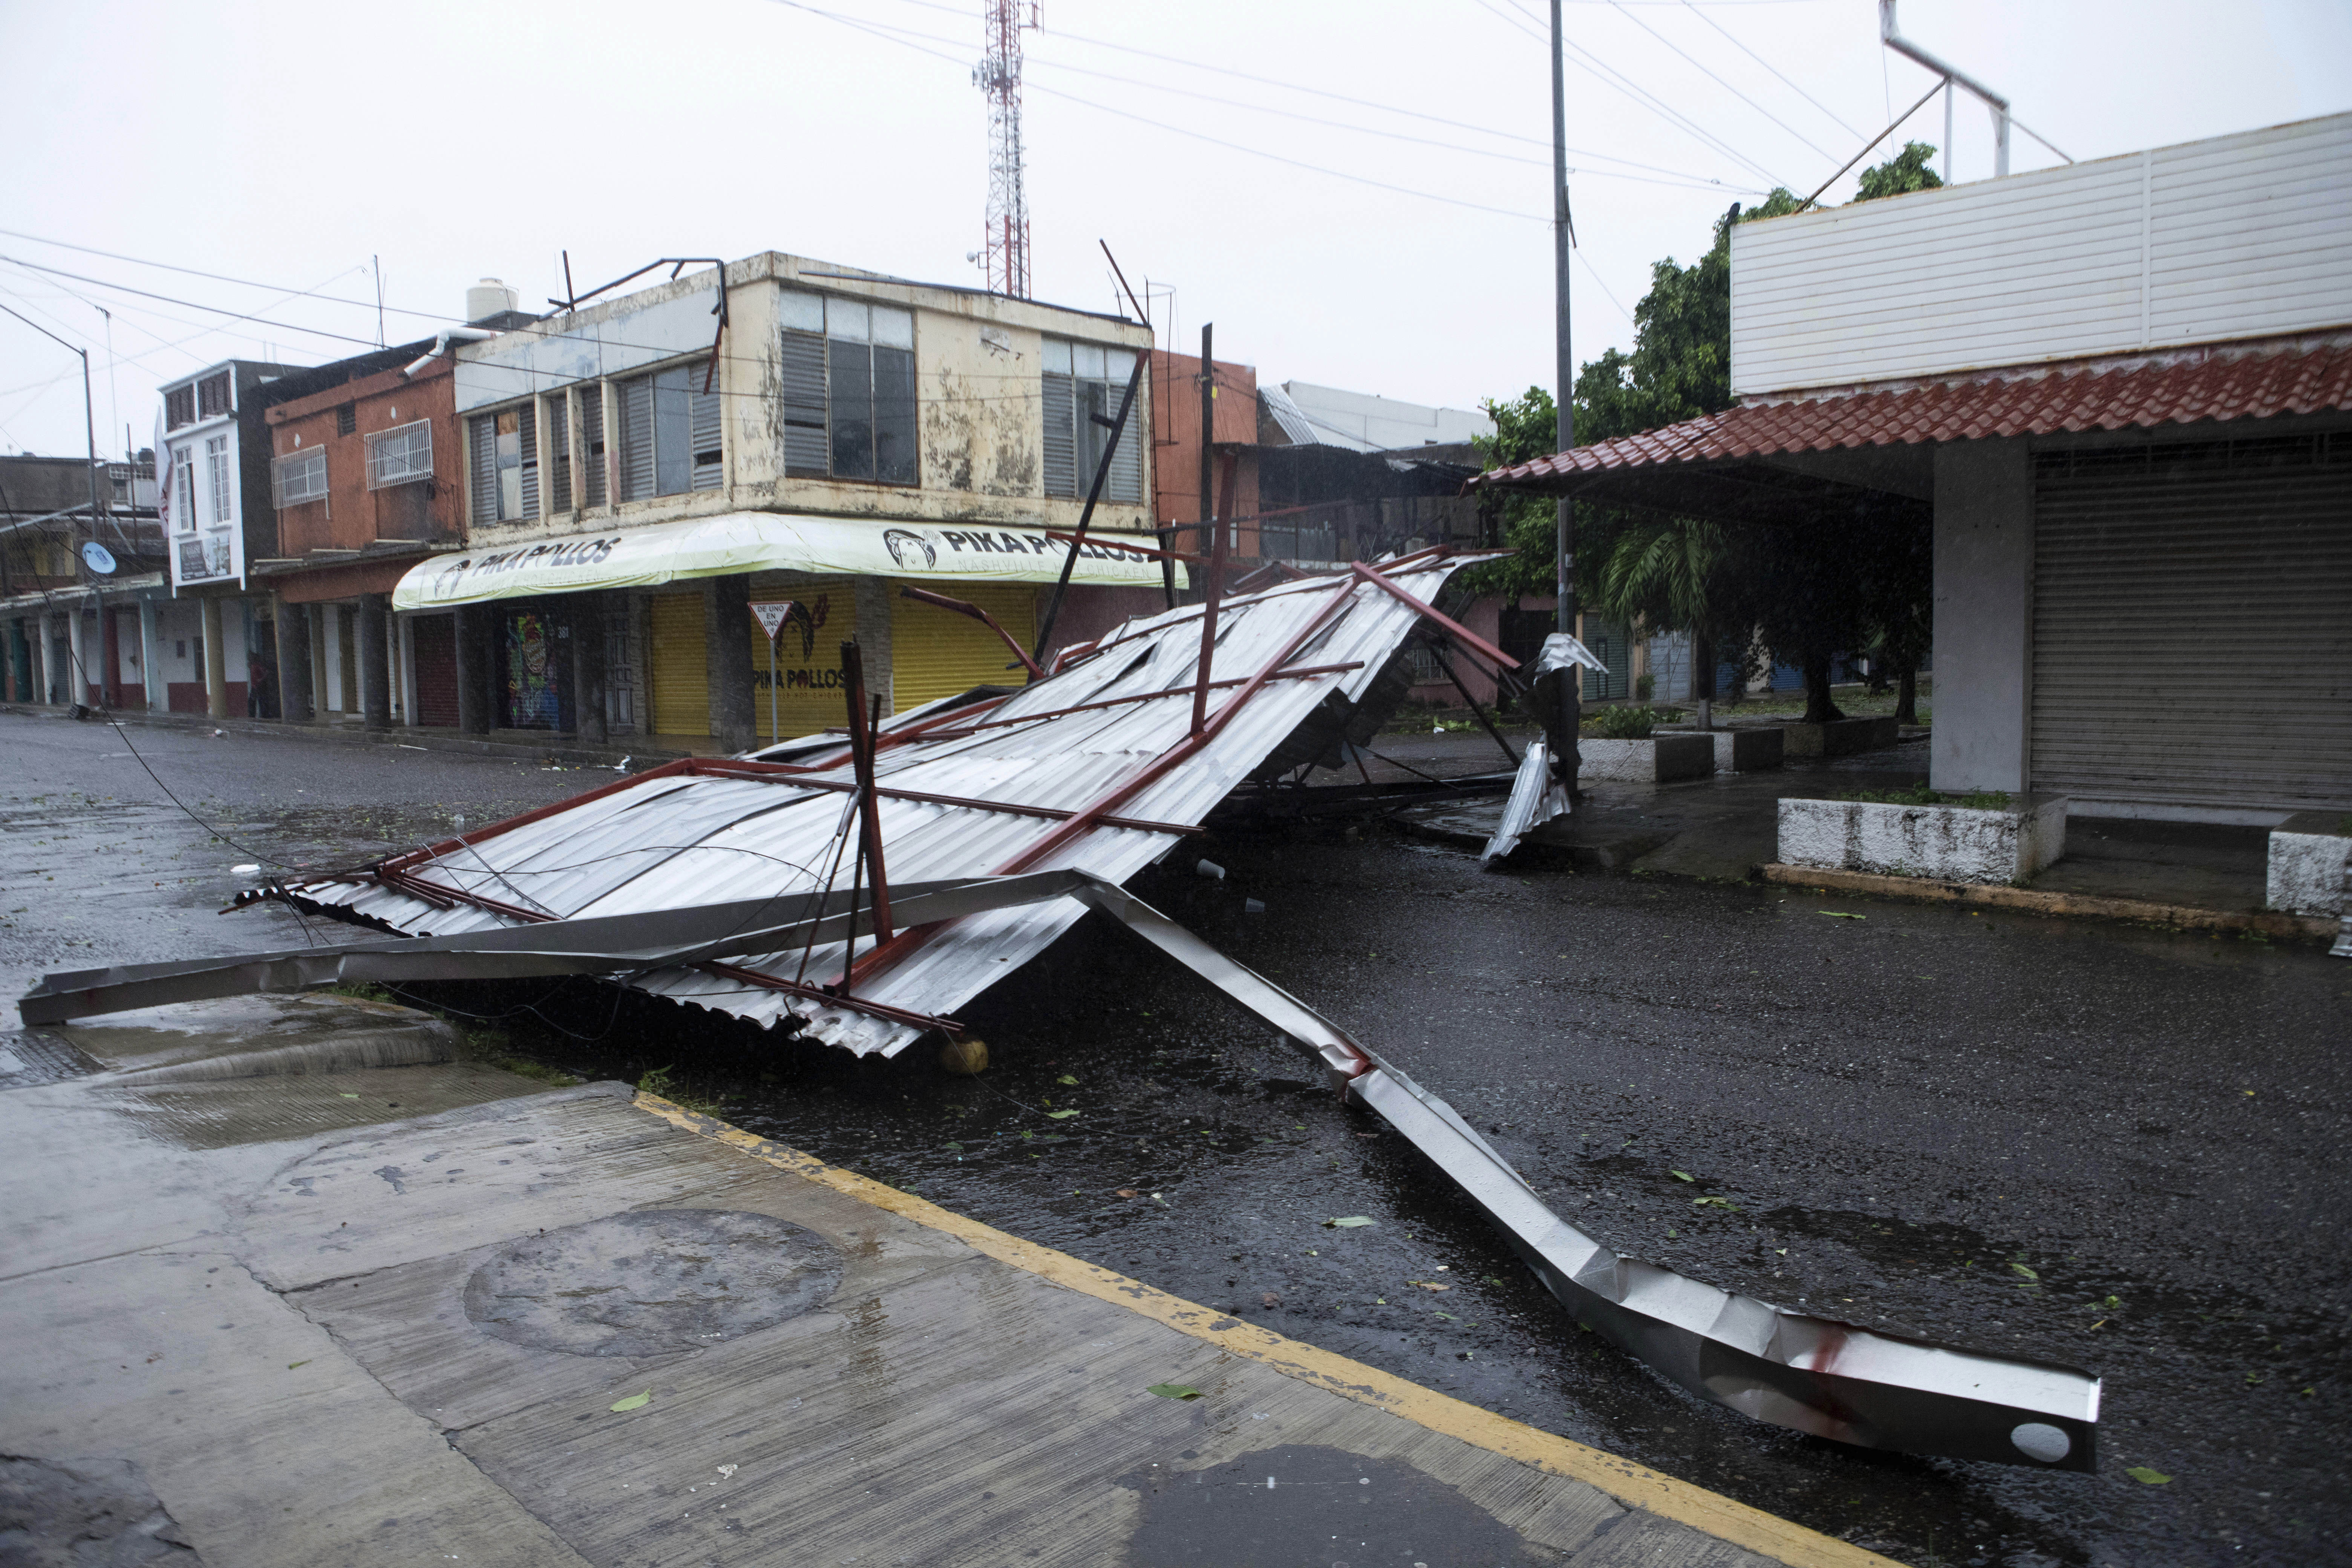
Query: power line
770,0,1554,222
1680,0,1864,139
862,0,1761,191
1605,0,1836,160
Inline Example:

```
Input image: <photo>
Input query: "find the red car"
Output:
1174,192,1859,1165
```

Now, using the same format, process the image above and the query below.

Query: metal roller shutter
890,581,1037,714
2030,436,2352,812
618,377,655,501
411,615,459,727
467,414,498,524
648,593,710,738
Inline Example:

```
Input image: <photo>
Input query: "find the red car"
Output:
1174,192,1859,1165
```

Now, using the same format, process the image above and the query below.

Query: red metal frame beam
376,758,698,876
898,586,1043,680
1043,530,1204,566
841,642,894,945
1348,561,1520,674
699,960,963,1035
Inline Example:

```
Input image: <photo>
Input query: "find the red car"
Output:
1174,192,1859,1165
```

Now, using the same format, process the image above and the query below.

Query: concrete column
1930,438,2034,795
100,605,123,709
64,605,88,706
397,616,418,727
276,599,314,722
199,596,228,718
574,591,608,746
455,603,493,735
704,575,755,753
357,593,392,730
852,574,894,715
137,598,164,712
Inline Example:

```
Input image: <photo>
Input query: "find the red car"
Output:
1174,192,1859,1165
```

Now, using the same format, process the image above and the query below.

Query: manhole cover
464,1208,842,1356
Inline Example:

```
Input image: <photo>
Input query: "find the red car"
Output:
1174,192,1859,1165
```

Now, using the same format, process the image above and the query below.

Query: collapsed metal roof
280,550,1490,1057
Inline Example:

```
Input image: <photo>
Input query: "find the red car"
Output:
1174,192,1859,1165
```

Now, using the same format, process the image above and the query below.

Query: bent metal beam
21,870,2099,1476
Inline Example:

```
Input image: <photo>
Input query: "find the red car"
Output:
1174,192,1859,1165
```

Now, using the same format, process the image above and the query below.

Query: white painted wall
1730,113,2352,396
1929,439,2034,796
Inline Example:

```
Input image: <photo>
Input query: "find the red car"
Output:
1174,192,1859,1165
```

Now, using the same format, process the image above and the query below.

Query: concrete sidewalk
0,997,1890,1568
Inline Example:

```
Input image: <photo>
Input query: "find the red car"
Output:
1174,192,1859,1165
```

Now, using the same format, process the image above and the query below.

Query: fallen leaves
1670,1170,1694,1182
2126,1466,2172,1485
1146,1383,1201,1401
1045,1109,1080,1120
286,1360,310,1370
609,1390,652,1412
1323,1216,1375,1229
1410,1280,1450,1292
1819,911,1867,920
2010,1262,2040,1281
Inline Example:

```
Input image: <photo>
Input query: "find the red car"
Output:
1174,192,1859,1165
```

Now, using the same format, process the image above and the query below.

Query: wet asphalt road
3,710,2347,1568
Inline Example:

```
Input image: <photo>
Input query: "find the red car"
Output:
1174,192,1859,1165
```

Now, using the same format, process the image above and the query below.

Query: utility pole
1197,323,1214,567
0,302,104,545
1550,0,1580,794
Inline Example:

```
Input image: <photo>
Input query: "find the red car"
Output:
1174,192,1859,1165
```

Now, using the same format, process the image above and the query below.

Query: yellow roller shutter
890,580,1039,714
742,576,858,741
648,593,709,738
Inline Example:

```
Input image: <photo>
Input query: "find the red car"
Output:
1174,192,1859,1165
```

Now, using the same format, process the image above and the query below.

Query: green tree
1855,140,1943,202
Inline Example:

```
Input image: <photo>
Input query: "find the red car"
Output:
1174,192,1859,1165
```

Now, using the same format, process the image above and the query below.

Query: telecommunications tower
975,1,1036,298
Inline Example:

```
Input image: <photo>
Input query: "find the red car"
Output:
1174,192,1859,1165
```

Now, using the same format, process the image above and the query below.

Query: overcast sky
2,0,2346,459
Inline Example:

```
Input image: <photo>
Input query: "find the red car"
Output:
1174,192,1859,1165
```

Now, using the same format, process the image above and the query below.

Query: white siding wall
1730,114,2352,397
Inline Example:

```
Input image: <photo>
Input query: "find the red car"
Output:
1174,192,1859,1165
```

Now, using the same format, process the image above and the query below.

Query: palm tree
1590,513,1756,722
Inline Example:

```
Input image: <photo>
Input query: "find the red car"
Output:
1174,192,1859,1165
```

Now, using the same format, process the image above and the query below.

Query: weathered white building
1486,112,2352,822
401,253,1167,747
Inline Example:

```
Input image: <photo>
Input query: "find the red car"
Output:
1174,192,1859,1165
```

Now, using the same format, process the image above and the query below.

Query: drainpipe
401,326,501,380
1880,0,2009,177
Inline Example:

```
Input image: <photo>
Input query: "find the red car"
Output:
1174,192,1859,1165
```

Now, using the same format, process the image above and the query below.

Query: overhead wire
1680,0,1864,139
1605,0,1837,159
853,0,1761,192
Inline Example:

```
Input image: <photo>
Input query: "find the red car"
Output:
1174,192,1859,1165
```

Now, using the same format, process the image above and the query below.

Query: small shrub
1582,704,1654,740
1634,672,1655,701
1839,783,2012,811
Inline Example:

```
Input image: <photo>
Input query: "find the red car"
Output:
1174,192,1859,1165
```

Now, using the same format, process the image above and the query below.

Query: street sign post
749,600,799,745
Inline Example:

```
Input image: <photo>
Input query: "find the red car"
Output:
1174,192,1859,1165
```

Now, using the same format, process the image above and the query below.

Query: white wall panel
1731,115,2352,396
454,285,723,413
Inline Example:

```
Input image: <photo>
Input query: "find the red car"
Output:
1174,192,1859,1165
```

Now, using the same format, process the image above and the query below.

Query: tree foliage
1855,141,1943,202
1471,152,1939,719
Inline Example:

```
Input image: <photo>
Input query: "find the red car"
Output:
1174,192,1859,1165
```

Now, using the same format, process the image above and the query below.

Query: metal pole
1033,352,1148,665
80,347,102,557
1943,76,1953,185
1550,0,1580,795
1197,323,1214,568
767,629,778,746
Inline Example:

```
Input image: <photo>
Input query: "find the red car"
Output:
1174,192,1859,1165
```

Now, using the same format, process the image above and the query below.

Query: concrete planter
1778,793,2067,884
2267,813,2351,916
1660,725,1784,773
1577,733,1715,783
1782,716,1899,758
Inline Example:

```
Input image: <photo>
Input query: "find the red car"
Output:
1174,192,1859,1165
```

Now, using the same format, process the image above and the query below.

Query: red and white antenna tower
975,1,1037,298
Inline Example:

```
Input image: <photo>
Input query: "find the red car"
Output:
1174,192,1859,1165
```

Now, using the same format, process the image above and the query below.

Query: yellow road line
634,1091,1903,1568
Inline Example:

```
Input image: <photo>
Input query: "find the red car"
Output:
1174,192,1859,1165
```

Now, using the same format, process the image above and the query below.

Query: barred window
366,420,434,489
274,448,328,507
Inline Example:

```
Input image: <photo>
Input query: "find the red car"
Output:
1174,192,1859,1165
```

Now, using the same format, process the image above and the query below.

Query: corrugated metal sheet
1730,113,2352,396
295,554,1490,1058
1472,341,2352,487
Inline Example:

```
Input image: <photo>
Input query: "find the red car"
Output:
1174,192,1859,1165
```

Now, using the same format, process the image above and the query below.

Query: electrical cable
1605,0,1836,160
862,0,1766,189
1679,0,1864,139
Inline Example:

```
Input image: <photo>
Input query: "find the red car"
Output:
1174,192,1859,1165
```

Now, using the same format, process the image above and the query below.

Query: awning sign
390,510,1179,612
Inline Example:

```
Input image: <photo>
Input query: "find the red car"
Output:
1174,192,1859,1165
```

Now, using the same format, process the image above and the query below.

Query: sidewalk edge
1759,862,2334,939
632,1091,1905,1568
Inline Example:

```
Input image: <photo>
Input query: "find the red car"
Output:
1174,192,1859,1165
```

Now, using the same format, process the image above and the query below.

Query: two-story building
1479,112,2352,823
155,359,298,717
376,253,1166,750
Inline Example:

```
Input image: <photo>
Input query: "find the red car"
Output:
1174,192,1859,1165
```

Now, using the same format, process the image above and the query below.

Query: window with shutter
1041,368,1076,497
581,388,607,507
1040,340,1139,502
198,373,231,419
690,380,723,491
782,331,828,472
547,396,571,511
618,376,655,500
469,414,498,524
516,400,539,520
165,386,196,430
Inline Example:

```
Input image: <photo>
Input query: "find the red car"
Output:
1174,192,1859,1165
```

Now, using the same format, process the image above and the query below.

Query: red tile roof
1476,340,2352,485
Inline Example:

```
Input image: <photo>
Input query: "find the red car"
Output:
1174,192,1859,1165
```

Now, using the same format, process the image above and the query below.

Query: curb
633,1090,1904,1568
1759,862,2336,940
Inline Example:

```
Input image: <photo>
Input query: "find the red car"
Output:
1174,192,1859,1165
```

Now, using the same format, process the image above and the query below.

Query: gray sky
2,0,2346,459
